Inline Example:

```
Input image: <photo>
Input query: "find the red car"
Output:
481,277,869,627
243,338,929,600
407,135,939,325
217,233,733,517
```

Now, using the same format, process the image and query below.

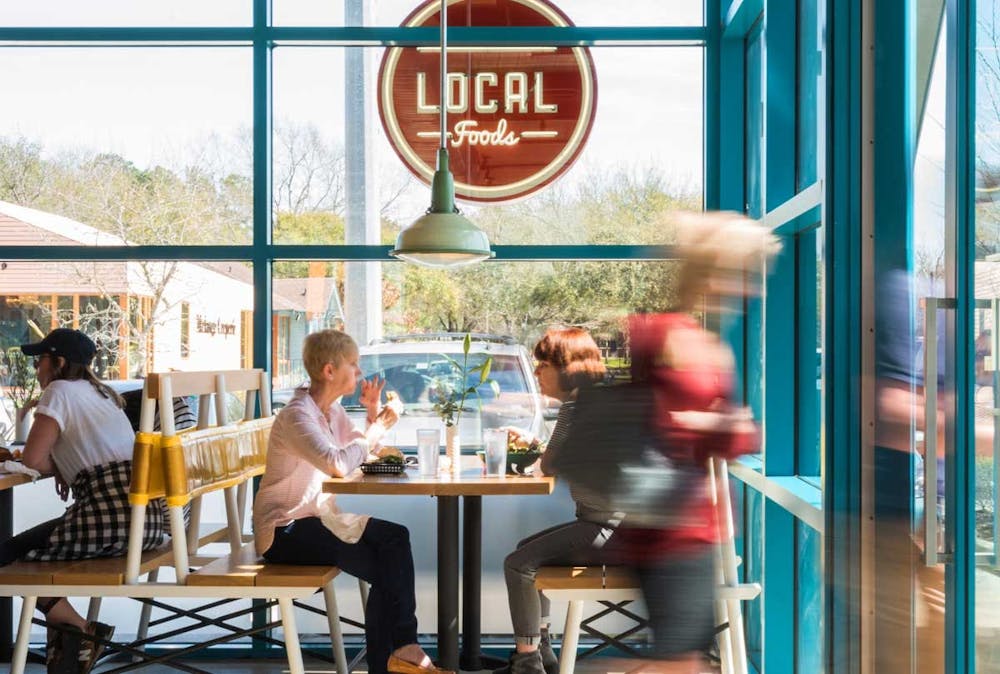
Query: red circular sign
378,0,598,203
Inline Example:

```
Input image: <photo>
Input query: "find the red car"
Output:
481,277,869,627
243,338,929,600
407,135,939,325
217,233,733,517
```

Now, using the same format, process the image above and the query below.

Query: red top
619,313,758,561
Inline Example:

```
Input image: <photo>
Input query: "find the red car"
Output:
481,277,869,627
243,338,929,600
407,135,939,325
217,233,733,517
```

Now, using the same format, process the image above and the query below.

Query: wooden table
0,467,39,662
323,456,555,672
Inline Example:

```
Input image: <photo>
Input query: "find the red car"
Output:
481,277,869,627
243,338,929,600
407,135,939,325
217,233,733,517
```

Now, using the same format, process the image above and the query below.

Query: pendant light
390,0,495,268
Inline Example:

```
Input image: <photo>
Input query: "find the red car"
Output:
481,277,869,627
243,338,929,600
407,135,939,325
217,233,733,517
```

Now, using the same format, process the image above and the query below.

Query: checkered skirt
24,460,169,562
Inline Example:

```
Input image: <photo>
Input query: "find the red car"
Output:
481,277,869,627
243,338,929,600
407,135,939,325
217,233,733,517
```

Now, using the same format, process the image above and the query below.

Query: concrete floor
21,653,724,673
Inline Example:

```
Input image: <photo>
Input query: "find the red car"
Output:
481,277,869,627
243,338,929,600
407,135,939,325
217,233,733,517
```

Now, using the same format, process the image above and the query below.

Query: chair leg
11,596,37,674
726,596,749,674
86,596,102,623
559,600,583,674
133,567,160,662
715,595,734,674
323,580,349,674
223,486,242,553
278,596,306,674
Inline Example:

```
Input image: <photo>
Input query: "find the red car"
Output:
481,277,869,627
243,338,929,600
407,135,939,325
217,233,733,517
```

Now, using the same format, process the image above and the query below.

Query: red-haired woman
495,327,611,674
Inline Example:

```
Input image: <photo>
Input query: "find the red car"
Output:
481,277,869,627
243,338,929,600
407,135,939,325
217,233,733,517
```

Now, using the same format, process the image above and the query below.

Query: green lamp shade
391,148,495,268
391,210,494,267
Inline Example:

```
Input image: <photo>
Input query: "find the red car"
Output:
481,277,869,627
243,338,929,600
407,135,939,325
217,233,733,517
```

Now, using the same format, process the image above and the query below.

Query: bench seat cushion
187,543,339,588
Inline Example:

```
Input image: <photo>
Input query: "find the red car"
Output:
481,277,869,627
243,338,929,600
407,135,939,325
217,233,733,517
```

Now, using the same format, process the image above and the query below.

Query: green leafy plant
432,334,499,428
0,347,39,409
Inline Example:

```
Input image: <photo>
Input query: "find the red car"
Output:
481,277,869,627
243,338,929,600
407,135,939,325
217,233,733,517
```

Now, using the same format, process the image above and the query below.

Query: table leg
1,488,12,662
460,495,505,671
437,496,459,671
460,495,482,671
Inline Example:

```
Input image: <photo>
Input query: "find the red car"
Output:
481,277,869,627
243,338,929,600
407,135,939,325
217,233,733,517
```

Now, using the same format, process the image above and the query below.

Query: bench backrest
125,369,273,584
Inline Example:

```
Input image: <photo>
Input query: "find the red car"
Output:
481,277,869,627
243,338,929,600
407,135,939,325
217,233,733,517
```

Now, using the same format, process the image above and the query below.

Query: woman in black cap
1,328,166,673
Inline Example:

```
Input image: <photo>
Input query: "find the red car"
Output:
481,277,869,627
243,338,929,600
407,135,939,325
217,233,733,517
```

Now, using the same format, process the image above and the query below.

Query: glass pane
0,48,253,246
796,226,822,477
0,259,253,386
275,0,703,28
271,258,680,443
796,0,820,190
273,46,702,245
975,2,1000,670
1,0,250,26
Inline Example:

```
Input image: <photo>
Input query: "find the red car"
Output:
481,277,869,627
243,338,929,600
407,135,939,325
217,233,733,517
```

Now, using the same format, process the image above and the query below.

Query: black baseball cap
21,328,97,366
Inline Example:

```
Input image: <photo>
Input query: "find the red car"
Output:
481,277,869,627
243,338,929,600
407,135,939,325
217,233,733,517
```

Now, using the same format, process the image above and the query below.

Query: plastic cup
416,428,441,477
483,428,508,477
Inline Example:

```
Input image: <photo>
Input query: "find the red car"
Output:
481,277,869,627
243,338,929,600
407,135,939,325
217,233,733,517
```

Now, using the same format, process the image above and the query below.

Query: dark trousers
503,519,616,639
263,517,418,674
636,546,716,658
0,517,60,566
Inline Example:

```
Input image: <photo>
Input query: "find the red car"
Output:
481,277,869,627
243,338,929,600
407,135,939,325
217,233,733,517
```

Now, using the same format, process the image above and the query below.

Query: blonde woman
253,329,452,674
616,212,778,673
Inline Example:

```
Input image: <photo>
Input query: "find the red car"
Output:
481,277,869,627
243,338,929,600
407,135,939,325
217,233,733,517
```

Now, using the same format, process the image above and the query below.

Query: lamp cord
439,0,447,156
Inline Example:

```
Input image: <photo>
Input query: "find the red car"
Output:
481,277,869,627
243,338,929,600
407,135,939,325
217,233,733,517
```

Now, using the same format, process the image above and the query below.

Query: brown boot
76,621,115,674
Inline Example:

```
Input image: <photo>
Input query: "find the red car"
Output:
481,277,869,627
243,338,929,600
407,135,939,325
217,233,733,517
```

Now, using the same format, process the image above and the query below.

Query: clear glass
272,46,702,245
483,428,508,476
416,428,441,477
0,47,253,246
275,0,703,28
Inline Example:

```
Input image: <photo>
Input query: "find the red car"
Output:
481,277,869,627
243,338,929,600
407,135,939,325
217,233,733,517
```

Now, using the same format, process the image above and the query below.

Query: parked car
337,333,547,450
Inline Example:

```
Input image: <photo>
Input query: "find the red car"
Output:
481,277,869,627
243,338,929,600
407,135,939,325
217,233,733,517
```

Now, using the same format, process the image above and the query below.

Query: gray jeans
503,519,616,639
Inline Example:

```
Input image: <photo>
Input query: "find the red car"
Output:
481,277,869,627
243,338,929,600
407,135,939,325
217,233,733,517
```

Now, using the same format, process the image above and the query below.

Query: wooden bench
535,459,760,674
134,369,353,674
0,369,352,674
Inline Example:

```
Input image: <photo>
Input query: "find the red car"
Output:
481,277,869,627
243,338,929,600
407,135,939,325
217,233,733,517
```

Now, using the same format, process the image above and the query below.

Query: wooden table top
0,471,35,491
323,455,555,497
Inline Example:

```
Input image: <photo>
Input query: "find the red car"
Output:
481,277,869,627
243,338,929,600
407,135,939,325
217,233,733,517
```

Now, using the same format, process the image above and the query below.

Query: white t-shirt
34,379,136,484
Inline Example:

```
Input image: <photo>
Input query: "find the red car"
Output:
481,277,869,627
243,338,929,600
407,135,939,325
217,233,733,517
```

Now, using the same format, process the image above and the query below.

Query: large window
0,2,709,648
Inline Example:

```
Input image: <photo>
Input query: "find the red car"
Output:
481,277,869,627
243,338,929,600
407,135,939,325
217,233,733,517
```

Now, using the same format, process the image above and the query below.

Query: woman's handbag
550,383,705,529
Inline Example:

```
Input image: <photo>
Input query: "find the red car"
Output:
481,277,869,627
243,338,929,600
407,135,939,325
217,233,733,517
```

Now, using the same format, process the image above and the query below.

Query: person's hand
55,472,70,502
359,376,386,421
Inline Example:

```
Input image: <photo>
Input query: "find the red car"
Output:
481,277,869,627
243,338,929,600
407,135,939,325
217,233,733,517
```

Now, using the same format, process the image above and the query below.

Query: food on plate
378,445,404,460
375,453,404,465
505,429,543,453
384,390,404,415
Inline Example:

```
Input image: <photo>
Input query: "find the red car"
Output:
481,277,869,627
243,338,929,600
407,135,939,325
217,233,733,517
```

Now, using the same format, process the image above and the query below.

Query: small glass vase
445,424,461,476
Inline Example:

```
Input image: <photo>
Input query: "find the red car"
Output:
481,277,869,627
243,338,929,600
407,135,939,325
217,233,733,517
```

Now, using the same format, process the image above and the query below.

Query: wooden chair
536,458,760,674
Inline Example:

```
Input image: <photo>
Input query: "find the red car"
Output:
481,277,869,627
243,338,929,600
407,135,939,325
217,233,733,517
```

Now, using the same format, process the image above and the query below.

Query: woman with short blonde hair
254,329,452,674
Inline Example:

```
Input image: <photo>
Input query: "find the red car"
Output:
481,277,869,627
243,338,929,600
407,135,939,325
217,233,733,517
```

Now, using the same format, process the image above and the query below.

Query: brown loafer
387,654,455,674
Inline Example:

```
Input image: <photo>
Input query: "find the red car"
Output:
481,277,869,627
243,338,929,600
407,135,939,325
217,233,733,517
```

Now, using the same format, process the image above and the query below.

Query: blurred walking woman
620,212,777,673
0,328,166,673
496,328,609,674
253,329,451,674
